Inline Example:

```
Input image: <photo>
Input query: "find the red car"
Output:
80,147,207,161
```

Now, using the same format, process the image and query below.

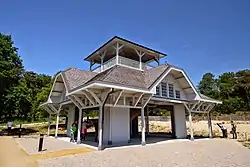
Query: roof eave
83,36,167,62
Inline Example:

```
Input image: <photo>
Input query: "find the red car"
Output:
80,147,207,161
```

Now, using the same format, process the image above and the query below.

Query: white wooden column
47,113,51,136
55,113,60,138
146,106,150,136
113,43,124,65
188,111,194,141
207,111,213,138
100,51,106,72
108,108,112,145
77,109,83,144
135,49,145,70
141,107,146,145
98,106,103,150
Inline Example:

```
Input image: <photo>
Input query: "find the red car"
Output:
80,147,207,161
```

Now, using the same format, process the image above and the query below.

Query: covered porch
41,76,153,150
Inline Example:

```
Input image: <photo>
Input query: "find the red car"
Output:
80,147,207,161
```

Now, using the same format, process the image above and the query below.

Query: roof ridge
99,65,118,80
62,67,77,73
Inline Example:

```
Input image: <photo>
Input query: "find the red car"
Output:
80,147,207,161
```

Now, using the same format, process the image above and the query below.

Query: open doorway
130,105,176,144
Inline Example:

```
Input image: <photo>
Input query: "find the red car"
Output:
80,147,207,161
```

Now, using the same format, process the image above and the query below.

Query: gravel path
38,139,250,167
15,136,86,155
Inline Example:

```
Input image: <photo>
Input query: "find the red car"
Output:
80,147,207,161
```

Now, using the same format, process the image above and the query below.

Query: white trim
60,100,72,106
67,84,93,96
82,105,100,109
198,98,222,104
105,104,142,109
117,63,144,71
60,73,69,95
67,82,151,97
151,97,185,104
151,67,201,99
47,73,61,102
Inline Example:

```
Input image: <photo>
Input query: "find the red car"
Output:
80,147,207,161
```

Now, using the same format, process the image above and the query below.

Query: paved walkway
0,136,93,167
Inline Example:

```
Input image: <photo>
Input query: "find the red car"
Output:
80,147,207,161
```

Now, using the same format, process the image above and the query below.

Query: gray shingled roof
61,68,97,92
60,64,171,93
144,64,169,88
55,64,220,104
85,65,148,90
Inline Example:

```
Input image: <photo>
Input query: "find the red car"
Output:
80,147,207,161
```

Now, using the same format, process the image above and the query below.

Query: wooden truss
68,88,152,110
183,101,215,114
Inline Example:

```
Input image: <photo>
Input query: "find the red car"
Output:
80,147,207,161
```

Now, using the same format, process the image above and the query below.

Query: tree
218,72,236,99
198,73,219,98
0,33,24,121
235,70,250,112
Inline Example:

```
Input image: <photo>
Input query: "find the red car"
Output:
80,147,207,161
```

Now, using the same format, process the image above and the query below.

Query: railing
92,56,146,72
103,56,116,70
118,56,140,69
92,65,101,72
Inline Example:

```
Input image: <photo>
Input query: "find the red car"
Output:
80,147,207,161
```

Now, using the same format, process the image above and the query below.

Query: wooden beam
43,105,52,114
82,91,95,106
142,95,152,108
114,90,123,106
86,89,101,104
134,93,144,107
48,104,58,113
183,102,190,111
193,101,204,111
204,103,212,112
69,96,81,109
73,95,85,108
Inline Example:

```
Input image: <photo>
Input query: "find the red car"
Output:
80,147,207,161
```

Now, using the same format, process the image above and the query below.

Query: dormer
84,36,167,72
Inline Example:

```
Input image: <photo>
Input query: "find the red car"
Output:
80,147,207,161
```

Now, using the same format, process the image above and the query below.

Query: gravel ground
38,139,250,167
15,136,86,155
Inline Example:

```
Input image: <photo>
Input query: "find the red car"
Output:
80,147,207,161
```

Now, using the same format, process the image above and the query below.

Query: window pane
161,82,167,97
168,84,174,98
175,90,180,99
156,85,160,96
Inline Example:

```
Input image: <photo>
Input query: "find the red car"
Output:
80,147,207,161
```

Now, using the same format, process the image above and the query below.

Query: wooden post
77,109,83,144
98,106,103,150
55,113,59,138
146,106,149,136
208,111,213,138
141,107,146,146
188,111,194,141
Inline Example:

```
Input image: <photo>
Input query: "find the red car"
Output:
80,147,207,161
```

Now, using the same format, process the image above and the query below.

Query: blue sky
1,0,250,85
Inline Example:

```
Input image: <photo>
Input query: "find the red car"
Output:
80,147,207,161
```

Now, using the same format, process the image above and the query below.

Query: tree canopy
198,70,250,115
0,33,52,122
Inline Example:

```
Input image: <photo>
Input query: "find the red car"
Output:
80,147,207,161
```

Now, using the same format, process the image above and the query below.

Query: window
161,82,168,97
168,83,174,98
175,90,181,99
156,85,160,96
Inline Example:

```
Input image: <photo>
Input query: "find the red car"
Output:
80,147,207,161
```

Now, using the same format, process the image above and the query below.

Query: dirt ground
149,120,250,139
